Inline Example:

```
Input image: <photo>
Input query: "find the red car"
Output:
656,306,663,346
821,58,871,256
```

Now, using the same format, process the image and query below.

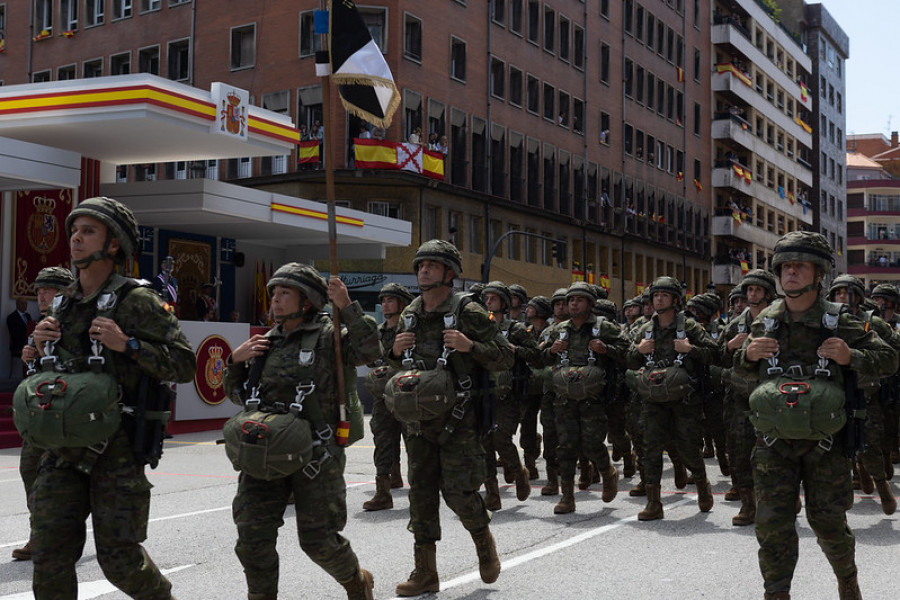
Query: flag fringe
331,76,400,129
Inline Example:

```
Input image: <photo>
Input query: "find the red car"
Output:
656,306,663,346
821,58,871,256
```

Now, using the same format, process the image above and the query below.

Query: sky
815,0,896,138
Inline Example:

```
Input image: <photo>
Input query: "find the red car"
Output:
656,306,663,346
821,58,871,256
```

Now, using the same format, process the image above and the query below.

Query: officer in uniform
827,274,900,514
720,269,778,526
151,255,178,313
734,231,897,600
389,240,513,596
224,263,380,599
537,288,571,495
480,281,537,509
12,266,76,562
29,197,196,599
541,282,627,514
626,276,719,521
362,283,414,511
870,282,900,478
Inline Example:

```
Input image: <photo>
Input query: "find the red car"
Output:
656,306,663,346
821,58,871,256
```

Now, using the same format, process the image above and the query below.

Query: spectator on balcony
408,126,423,146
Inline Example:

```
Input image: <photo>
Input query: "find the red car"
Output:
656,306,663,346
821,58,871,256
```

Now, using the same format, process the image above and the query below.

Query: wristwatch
125,337,141,360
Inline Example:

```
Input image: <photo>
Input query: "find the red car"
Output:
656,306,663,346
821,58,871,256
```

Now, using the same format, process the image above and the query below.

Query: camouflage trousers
519,392,542,462
20,439,43,510
729,395,756,490
858,391,887,480
233,448,359,595
605,392,632,461
701,386,727,450
540,390,559,468
484,392,522,476
405,408,490,544
625,392,645,475
31,430,172,600
642,397,706,485
554,395,611,480
370,395,404,478
752,437,855,594
884,402,900,457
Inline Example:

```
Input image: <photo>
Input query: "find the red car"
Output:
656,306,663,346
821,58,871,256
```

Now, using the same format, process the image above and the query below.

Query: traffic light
552,240,566,264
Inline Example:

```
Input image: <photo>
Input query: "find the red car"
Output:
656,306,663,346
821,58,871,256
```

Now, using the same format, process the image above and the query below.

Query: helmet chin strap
783,283,818,298
274,310,305,324
72,237,115,269
655,305,676,314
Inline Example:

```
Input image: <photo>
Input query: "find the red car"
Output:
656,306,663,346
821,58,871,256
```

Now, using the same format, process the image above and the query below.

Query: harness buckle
818,435,834,453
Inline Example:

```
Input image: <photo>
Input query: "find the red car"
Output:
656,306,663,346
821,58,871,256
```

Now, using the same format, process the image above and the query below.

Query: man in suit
6,297,33,380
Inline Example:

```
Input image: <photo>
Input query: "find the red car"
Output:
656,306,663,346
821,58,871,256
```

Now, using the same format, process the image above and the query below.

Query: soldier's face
381,296,401,315
832,287,850,305
625,305,640,320
553,300,568,318
510,296,522,309
653,292,675,312
731,297,748,314
36,287,59,313
525,305,537,320
745,285,767,307
780,261,817,294
568,295,591,317
484,292,505,313
642,302,653,316
70,216,116,261
270,285,301,317
416,260,451,288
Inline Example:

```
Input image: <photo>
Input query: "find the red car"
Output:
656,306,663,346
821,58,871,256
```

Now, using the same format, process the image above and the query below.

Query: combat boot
395,543,439,596
716,445,731,477
857,461,875,495
339,568,374,600
501,460,515,484
628,478,647,497
763,593,790,599
390,461,404,488
672,456,687,489
362,476,393,511
695,474,714,512
703,435,715,458
514,466,531,501
524,451,540,481
471,527,501,584
837,570,862,600
875,479,897,515
577,457,593,490
725,486,740,501
248,594,277,600
483,476,502,511
623,450,636,478
638,483,663,521
541,465,560,496
554,479,576,514
11,542,32,561
601,464,619,503
732,488,756,526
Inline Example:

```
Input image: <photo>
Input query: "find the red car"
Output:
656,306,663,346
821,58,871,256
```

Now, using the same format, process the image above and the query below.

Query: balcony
712,214,780,248
711,118,812,185
712,166,813,225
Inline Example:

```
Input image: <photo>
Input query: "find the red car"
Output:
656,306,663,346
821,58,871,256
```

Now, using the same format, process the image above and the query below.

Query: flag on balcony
778,186,786,199
636,282,645,295
354,138,444,179
787,191,795,205
328,0,400,128
733,164,743,178
744,169,752,183
297,140,320,164
732,210,743,226
677,171,684,181
800,81,809,102
740,260,749,275
694,178,702,191
676,66,685,83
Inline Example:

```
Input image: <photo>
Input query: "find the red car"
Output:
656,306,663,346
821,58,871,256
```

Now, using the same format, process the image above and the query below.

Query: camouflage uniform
224,265,380,597
871,283,900,477
31,273,195,599
721,308,759,504
733,232,898,598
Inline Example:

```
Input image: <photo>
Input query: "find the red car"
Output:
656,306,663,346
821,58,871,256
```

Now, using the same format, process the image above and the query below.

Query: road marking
384,496,696,600
0,565,194,600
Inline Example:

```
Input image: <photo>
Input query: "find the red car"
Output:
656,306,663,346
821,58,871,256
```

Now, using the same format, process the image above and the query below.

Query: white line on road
0,565,194,600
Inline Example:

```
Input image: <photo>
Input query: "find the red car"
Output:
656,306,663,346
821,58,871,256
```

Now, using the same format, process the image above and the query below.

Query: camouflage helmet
871,283,900,306
828,274,866,304
860,297,880,313
566,281,596,305
649,276,683,302
740,269,778,301
65,196,140,263
526,295,553,318
551,287,569,305
33,266,75,290
590,284,609,300
483,280,512,309
413,239,462,275
378,282,414,306
771,231,834,276
595,298,618,320
267,263,328,310
508,284,528,305
728,285,748,305
687,293,719,317
623,296,642,311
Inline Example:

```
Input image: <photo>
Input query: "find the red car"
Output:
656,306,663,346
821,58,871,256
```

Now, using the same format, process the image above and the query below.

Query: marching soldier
537,288,571,495
521,296,553,481
871,283,900,478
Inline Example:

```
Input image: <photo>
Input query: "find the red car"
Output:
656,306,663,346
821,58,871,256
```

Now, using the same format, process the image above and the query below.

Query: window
624,58,633,97
526,74,540,114
490,125,506,197
693,102,700,135
359,7,387,53
141,0,161,11
403,89,423,141
527,138,541,206
262,90,289,115
86,0,105,26
404,14,422,61
646,13,655,50
527,0,539,43
510,0,523,34
693,47,700,81
600,43,610,83
573,98,584,134
297,85,323,132
61,0,78,31
543,6,555,53
138,46,160,74
558,91,569,127
231,24,256,70
450,37,466,81
510,132,524,200
624,0,633,35
646,72,655,110
543,144,556,210
491,0,505,25
32,70,51,83
490,57,506,99
635,66,645,103
58,65,77,80
84,59,103,78
600,0,609,19
543,83,555,120
427,98,445,139
469,215,484,253
35,0,52,32
110,52,131,75
112,0,133,20
624,124,633,155
573,25,585,69
299,11,322,57
168,39,190,81
558,16,570,62
368,201,402,219
509,66,523,107
600,111,610,145
635,4,644,41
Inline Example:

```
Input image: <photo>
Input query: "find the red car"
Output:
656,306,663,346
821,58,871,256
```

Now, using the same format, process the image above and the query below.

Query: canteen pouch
223,410,314,480
13,371,121,449
749,377,846,440
635,365,694,403
385,368,456,424
552,365,607,401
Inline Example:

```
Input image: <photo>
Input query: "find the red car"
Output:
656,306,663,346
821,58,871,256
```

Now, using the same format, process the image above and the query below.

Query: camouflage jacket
371,319,400,368
498,315,541,366
733,297,898,382
224,302,380,425
386,292,514,382
49,273,196,399
539,314,629,369
720,307,754,365
625,311,718,373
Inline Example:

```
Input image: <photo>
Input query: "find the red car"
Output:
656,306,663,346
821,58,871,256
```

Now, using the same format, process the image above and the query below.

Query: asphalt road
2,420,898,599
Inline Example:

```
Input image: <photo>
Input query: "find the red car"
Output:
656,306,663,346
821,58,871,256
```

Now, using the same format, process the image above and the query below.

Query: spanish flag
297,140,320,164
733,164,744,178
354,138,444,179
740,260,749,275
676,66,685,83
694,178,702,191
